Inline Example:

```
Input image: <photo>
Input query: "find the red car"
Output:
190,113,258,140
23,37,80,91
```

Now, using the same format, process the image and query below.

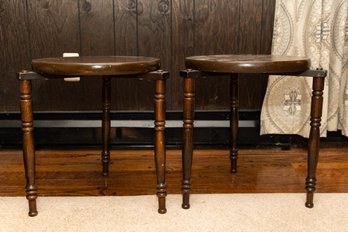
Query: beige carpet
0,194,347,232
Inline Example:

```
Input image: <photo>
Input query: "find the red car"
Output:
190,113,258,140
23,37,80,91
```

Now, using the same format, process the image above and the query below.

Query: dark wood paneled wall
0,0,275,112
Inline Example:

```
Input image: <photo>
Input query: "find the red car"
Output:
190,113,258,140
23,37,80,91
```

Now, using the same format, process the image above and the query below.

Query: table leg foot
157,192,167,214
182,189,190,209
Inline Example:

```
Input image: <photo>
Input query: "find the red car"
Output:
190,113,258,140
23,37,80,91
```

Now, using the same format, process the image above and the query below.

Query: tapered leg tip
158,208,167,214
182,203,190,209
102,172,108,177
29,211,38,217
231,169,237,173
305,202,314,208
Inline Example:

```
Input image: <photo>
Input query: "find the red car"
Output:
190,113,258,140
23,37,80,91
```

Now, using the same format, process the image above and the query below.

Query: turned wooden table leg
230,74,239,173
154,78,167,214
305,76,325,208
19,79,38,217
102,76,111,176
182,71,196,209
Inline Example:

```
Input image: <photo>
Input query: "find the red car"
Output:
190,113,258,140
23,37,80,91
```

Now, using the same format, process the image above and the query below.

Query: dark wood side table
180,54,327,209
18,56,168,216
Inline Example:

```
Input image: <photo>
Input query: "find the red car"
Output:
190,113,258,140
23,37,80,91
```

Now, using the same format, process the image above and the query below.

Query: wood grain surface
1,148,347,196
0,0,31,111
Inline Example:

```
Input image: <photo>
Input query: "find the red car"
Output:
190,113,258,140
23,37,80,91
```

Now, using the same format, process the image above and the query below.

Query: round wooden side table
18,56,168,216
180,54,327,209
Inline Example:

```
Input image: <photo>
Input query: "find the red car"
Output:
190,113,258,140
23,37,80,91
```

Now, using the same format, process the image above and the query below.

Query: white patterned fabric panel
261,0,348,137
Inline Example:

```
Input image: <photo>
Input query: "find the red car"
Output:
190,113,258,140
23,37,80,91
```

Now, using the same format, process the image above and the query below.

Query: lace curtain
261,0,348,137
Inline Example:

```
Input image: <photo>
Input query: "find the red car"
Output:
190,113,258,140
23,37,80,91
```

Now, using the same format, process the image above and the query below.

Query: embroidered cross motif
283,90,302,115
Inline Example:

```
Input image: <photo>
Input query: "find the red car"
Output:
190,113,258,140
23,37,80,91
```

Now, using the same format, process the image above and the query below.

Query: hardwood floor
1,147,348,196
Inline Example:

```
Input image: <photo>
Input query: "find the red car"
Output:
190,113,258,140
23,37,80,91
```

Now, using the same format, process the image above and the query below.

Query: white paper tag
63,53,80,82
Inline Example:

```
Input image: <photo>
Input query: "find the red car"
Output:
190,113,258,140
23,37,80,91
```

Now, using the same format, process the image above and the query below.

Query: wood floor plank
1,148,348,196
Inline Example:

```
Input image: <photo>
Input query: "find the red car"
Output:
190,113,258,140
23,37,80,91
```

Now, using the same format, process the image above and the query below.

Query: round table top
32,56,161,77
185,55,310,74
